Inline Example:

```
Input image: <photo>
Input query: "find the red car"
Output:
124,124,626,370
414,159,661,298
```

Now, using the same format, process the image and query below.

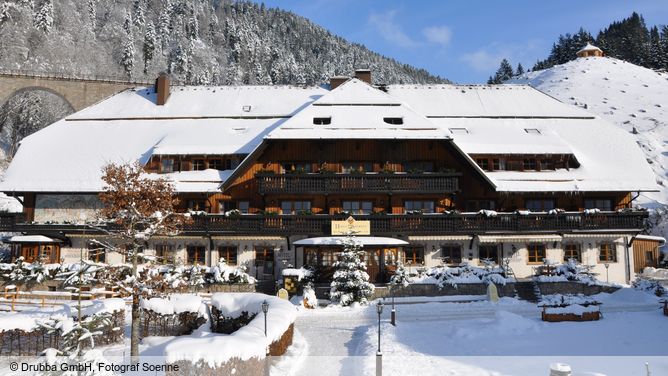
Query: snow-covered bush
208,259,254,284
540,294,600,308
1,257,60,284
420,263,509,289
302,285,318,308
389,262,410,287
329,236,374,306
550,260,599,285
632,278,666,296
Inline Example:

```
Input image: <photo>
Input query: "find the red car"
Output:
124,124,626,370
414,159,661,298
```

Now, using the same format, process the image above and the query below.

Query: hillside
510,56,668,236
0,0,445,85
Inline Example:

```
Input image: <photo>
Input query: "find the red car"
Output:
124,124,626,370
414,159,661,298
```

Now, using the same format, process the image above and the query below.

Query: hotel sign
331,216,371,235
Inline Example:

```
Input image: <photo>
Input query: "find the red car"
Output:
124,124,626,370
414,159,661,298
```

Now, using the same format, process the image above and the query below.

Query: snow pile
545,304,599,315
166,293,297,367
0,312,45,331
75,298,126,317
140,294,204,315
413,263,510,288
281,267,314,282
541,294,600,307
641,267,668,280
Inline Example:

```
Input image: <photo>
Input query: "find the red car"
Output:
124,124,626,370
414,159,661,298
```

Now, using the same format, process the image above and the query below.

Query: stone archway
1,86,76,114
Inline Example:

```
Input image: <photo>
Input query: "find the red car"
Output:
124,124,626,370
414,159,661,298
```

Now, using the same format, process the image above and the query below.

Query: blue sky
257,0,668,83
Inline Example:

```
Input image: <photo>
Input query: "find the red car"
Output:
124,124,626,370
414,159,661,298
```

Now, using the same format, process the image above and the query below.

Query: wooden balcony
256,172,460,194
0,211,647,237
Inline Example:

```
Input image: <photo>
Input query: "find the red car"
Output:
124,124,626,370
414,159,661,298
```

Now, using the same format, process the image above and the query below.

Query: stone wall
536,282,619,296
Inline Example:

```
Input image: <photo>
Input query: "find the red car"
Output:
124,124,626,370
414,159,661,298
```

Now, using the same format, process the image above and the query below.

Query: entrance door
255,247,275,280
383,248,400,282
22,245,40,262
364,249,381,283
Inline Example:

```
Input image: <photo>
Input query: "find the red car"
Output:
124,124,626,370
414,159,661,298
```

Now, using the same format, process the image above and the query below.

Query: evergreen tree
515,63,525,77
489,58,514,84
87,0,96,30
648,26,664,69
143,22,156,74
33,0,53,33
121,33,135,77
329,235,374,306
661,26,668,70
132,0,145,28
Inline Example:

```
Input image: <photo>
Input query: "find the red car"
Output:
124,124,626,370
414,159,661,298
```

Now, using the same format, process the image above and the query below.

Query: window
492,158,505,171
161,159,175,173
238,201,250,214
466,200,496,212
281,162,312,173
441,245,462,264
523,158,537,171
187,246,206,265
192,159,206,171
584,198,613,211
40,245,61,264
342,201,373,215
209,159,223,170
403,161,434,173
563,244,581,263
313,117,331,125
540,159,554,171
255,247,275,275
403,246,424,265
342,162,373,173
525,199,555,212
479,245,499,264
404,200,435,213
475,158,490,170
219,246,238,265
187,199,208,212
527,244,546,264
524,128,541,134
87,243,106,263
281,201,311,214
242,105,252,112
449,128,469,134
506,160,523,171
383,117,403,125
155,244,174,264
599,243,617,262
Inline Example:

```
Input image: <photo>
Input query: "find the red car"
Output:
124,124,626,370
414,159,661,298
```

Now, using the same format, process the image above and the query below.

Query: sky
256,0,668,83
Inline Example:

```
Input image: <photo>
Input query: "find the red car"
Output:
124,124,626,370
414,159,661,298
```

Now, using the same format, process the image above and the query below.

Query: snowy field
0,288,665,376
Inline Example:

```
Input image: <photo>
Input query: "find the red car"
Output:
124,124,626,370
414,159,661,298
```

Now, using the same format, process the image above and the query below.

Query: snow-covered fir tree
389,262,410,287
131,0,145,28
33,0,53,33
121,32,135,77
143,22,156,73
329,235,374,306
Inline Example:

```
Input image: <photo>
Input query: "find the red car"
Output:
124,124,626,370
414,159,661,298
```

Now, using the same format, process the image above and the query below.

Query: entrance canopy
8,235,63,243
294,236,408,247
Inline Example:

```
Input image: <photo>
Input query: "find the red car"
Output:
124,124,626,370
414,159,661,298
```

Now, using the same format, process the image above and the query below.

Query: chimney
354,69,371,84
329,76,349,90
155,73,170,105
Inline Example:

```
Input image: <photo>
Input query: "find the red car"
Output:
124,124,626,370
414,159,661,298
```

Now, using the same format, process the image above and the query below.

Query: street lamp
376,300,383,376
604,263,610,283
390,287,396,326
261,300,269,337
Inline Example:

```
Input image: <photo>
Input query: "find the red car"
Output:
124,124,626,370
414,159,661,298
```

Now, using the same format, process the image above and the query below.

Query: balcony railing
256,172,460,194
0,211,647,237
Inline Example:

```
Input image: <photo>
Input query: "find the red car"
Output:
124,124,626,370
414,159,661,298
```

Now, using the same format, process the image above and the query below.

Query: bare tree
92,162,189,359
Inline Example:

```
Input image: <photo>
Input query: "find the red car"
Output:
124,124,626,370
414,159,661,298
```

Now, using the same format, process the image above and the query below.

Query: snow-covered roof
441,116,656,192
267,79,446,140
577,43,603,54
70,85,327,120
0,85,323,193
386,84,595,118
293,236,409,246
635,235,666,246
9,235,62,243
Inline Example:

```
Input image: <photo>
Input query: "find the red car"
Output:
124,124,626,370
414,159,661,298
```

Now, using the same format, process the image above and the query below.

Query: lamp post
261,300,269,337
604,263,610,283
376,300,383,376
390,287,396,326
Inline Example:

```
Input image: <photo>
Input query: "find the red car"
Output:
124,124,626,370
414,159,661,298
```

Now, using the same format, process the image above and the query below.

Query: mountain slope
0,0,445,85
511,56,668,235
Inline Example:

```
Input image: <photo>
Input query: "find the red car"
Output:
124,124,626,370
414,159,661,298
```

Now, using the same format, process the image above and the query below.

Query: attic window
449,128,469,134
242,105,252,112
524,128,541,134
383,117,403,125
313,117,332,125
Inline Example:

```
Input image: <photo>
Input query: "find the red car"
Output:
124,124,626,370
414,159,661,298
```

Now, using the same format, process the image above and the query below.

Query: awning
8,235,62,243
562,233,629,239
478,234,562,243
408,235,472,241
293,236,409,246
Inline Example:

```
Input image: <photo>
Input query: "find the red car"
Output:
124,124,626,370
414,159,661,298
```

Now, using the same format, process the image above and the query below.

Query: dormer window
313,117,331,125
383,117,403,125
242,105,252,112
449,128,469,134
524,128,541,134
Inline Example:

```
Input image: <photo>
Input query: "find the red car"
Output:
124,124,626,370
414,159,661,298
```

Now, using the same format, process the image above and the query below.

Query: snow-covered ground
511,57,668,238
286,288,667,376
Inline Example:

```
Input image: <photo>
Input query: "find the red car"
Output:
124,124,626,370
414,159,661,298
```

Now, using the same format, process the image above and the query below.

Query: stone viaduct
0,71,153,111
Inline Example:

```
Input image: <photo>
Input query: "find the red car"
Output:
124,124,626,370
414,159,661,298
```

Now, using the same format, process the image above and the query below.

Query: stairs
514,281,542,303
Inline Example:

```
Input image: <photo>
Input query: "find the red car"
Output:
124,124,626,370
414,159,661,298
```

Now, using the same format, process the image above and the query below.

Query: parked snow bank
165,293,297,367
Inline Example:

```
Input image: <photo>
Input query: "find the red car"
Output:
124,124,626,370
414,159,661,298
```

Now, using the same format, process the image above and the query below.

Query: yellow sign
331,216,371,235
